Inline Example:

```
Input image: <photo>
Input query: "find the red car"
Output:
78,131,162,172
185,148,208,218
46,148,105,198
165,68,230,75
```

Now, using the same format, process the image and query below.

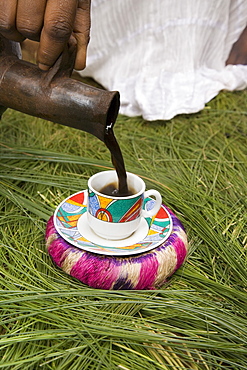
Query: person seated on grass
0,0,246,120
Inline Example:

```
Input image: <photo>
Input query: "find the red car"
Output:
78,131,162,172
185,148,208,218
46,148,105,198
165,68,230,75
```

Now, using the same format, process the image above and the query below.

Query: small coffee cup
85,170,162,240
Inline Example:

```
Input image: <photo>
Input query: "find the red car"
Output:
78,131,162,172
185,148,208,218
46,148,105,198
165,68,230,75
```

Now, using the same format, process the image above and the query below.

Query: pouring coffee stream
0,35,128,195
104,125,128,196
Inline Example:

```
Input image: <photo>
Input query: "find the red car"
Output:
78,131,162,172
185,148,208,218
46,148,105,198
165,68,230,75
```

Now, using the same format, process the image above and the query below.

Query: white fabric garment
80,0,247,120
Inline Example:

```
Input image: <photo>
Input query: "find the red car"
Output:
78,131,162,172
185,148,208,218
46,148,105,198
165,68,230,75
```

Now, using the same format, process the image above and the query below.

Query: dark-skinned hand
0,0,91,70
226,25,247,66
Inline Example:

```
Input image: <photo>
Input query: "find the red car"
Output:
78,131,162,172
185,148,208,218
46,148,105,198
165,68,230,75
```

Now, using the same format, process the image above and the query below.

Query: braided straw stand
46,207,188,290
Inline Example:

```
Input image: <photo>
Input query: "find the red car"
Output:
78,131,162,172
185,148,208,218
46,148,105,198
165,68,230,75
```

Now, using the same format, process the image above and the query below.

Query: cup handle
142,189,162,218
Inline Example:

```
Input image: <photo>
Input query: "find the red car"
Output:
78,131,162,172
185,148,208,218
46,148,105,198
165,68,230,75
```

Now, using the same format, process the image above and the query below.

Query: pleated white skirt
80,0,247,120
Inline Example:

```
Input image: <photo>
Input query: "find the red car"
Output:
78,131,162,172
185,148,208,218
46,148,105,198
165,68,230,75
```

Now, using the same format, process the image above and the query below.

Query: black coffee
100,182,135,197
104,125,129,196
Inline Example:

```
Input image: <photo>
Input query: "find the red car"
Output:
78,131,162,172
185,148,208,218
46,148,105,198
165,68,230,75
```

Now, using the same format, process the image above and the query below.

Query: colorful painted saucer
53,191,173,256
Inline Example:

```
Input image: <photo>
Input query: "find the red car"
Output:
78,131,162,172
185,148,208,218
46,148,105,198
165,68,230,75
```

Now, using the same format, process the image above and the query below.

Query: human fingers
0,0,24,42
37,0,78,70
16,0,47,41
73,0,91,70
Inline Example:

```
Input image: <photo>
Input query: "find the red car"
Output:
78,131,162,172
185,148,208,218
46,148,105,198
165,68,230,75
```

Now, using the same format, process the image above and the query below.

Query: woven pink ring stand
46,192,188,290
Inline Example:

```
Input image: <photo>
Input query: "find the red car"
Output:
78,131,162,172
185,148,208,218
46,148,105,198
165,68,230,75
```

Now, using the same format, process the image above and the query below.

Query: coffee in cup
85,170,162,240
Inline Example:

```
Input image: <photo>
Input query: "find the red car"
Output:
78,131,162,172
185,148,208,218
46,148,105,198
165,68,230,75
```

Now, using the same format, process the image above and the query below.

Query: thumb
73,0,91,70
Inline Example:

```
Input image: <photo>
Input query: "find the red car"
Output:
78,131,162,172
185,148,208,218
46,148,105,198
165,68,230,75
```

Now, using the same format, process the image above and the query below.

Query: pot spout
0,36,120,142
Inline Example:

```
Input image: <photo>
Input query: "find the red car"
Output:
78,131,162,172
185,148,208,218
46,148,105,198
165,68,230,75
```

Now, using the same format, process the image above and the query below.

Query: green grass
0,89,246,369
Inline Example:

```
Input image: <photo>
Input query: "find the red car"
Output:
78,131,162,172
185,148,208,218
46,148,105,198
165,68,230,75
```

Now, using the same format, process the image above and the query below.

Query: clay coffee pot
0,35,120,142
